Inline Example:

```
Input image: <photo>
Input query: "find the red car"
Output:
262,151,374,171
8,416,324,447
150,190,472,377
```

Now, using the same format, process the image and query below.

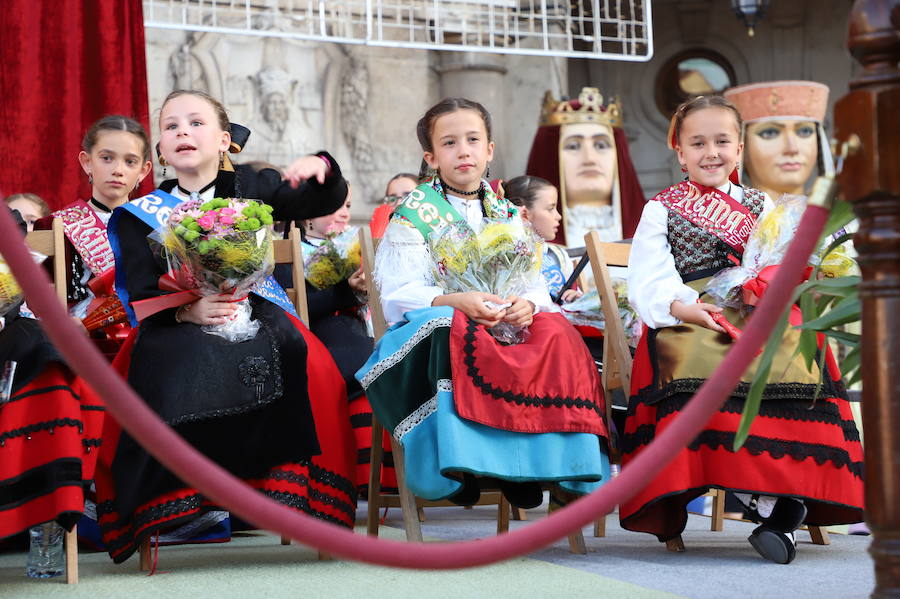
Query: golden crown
539,87,623,128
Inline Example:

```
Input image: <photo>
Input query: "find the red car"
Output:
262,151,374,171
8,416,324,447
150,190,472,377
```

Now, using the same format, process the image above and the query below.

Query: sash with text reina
654,181,757,255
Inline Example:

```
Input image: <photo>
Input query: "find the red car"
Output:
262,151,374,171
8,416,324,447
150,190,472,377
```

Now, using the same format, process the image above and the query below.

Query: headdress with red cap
525,87,646,245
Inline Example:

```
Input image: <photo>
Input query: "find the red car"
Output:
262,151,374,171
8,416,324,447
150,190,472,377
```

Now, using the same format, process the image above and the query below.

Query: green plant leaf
734,307,792,450
810,344,827,403
821,200,856,240
799,298,861,330
824,330,861,346
842,345,861,377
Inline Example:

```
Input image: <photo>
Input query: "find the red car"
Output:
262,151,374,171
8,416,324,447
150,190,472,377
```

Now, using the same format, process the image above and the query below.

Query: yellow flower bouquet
428,218,542,344
302,227,362,290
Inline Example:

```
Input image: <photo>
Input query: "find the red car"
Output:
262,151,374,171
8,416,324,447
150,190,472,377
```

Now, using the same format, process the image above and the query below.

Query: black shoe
748,525,797,564
448,473,480,507
762,497,808,533
499,481,544,509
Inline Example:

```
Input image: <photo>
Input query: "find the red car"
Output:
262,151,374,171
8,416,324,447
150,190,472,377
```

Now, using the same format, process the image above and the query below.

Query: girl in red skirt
621,95,864,564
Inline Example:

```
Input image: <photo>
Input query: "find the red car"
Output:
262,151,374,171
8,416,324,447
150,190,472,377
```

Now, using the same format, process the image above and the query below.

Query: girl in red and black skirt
621,95,863,564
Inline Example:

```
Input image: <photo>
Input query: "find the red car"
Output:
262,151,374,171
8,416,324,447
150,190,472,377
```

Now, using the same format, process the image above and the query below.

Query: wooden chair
358,227,586,552
25,218,79,584
582,231,830,550
136,226,327,570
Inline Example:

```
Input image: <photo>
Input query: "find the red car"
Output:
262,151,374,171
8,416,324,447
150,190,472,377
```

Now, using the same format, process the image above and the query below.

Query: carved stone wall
568,0,854,198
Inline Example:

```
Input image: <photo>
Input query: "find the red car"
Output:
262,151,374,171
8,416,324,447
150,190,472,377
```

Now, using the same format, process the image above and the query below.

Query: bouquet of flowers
560,283,643,347
302,226,361,290
0,258,23,319
428,218,542,345
705,194,857,310
162,197,275,342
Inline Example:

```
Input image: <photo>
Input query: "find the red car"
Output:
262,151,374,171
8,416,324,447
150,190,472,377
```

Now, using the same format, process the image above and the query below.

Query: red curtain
0,0,153,211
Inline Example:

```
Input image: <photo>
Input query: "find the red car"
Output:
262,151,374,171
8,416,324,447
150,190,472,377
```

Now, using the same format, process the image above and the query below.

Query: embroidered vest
667,188,765,277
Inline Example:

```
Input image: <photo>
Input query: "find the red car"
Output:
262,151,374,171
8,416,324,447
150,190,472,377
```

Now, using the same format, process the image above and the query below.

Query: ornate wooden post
833,1,900,596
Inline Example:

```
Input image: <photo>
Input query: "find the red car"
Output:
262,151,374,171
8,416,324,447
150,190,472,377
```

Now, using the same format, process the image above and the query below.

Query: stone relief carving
339,50,377,203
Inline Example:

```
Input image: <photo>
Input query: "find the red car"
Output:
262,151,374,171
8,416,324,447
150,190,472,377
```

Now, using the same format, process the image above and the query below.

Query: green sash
392,178,517,239
392,183,465,238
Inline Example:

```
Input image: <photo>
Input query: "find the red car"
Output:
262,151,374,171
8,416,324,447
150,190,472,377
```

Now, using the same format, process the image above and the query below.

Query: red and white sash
654,181,757,255
52,200,114,276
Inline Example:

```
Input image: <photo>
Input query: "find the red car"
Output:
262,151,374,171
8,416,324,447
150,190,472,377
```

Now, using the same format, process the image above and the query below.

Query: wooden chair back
583,232,632,410
24,218,67,305
357,226,388,341
272,227,310,326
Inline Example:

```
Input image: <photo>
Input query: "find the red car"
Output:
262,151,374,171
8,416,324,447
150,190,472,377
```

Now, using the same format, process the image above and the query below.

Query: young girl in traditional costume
620,95,864,564
25,118,153,360
358,98,609,510
0,207,104,552
504,175,581,304
95,90,357,564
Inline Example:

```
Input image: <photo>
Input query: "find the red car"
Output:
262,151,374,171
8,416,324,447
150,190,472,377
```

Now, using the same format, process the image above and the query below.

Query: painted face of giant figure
559,121,618,208
725,81,830,201
744,120,818,199
525,87,645,246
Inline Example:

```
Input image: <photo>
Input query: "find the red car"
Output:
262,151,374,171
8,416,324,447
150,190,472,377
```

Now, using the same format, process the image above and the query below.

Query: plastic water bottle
25,522,64,578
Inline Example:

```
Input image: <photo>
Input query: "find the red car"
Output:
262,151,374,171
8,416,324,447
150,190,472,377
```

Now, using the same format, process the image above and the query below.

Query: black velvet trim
460,317,604,418
8,385,80,405
0,458,82,510
0,418,83,447
262,468,356,521
356,448,394,468
621,425,864,478
349,413,372,428
652,396,860,443
306,462,358,503
262,491,351,528
82,438,103,451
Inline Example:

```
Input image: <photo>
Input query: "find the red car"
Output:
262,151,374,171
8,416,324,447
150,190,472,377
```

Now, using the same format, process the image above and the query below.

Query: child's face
158,94,231,177
424,109,494,194
78,130,151,204
675,107,743,189
521,186,561,241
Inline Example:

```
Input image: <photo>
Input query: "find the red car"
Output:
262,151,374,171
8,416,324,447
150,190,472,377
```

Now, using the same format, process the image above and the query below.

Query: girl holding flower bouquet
96,90,358,564
358,98,610,510
621,95,863,563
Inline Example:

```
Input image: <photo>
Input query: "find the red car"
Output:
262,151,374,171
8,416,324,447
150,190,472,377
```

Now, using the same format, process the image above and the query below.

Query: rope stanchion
0,205,828,570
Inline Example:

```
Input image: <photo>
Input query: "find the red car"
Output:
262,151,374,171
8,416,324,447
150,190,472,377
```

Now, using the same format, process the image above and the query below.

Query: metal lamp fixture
731,0,770,37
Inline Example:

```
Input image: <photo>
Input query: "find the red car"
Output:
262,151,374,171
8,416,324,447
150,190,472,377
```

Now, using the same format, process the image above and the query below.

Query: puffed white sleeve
374,219,444,325
627,201,698,328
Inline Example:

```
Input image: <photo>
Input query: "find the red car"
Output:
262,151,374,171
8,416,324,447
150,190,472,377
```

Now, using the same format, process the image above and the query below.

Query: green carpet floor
0,525,682,599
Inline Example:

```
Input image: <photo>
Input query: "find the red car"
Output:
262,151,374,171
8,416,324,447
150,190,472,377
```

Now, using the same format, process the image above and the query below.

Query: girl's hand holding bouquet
428,219,542,345
162,197,275,342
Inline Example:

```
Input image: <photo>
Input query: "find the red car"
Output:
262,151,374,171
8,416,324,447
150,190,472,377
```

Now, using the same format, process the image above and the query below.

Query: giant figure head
724,81,832,200
526,87,645,246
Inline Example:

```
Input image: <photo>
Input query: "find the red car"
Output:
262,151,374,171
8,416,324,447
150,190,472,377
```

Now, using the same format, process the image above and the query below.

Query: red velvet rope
0,205,828,569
